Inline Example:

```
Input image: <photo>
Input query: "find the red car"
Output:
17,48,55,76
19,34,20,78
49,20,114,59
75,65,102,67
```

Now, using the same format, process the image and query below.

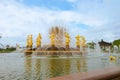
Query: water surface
0,53,120,80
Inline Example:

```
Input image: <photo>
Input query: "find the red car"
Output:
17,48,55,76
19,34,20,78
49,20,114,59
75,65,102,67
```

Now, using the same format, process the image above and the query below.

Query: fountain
76,35,81,50
36,33,42,48
1,26,120,80
64,32,70,50
25,26,87,56
25,35,33,55
95,42,101,53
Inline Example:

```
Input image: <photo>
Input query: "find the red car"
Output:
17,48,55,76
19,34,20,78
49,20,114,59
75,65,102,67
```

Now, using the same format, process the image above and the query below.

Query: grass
0,48,16,53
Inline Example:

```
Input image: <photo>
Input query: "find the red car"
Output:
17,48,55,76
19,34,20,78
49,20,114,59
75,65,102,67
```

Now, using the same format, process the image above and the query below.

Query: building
98,39,112,51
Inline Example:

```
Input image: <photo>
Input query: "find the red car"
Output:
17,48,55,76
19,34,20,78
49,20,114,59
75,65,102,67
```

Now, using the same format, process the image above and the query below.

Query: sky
0,0,120,47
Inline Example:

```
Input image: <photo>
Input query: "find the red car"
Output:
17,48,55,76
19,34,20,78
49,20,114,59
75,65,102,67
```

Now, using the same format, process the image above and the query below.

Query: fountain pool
0,52,120,80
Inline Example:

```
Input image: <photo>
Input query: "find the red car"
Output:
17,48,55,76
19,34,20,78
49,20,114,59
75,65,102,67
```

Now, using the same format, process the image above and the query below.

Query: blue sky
19,0,74,10
0,0,120,47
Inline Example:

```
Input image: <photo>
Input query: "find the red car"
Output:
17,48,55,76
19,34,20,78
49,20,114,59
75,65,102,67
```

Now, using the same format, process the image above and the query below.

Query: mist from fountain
87,47,91,53
108,46,111,54
95,42,101,53
87,42,105,58
113,46,118,53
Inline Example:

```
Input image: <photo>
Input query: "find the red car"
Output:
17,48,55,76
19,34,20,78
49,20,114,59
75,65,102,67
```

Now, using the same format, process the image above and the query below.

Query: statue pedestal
76,45,80,50
51,45,56,50
36,46,41,49
66,45,70,50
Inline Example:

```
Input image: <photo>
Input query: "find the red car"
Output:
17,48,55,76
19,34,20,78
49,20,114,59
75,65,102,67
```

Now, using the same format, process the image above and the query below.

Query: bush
0,47,16,53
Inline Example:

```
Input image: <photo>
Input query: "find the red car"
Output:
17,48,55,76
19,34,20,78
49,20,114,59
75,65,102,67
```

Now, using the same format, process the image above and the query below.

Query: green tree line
87,39,120,51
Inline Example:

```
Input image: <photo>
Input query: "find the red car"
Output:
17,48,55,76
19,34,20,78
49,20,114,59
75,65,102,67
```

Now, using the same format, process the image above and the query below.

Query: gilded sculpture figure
26,35,29,48
50,33,55,46
81,36,86,47
26,35,33,48
29,35,33,48
64,32,70,46
36,33,42,48
76,35,81,47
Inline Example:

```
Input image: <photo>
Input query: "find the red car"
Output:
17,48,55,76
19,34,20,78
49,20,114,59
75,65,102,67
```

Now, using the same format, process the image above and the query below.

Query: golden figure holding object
36,33,42,48
64,32,70,48
76,35,81,48
50,33,55,46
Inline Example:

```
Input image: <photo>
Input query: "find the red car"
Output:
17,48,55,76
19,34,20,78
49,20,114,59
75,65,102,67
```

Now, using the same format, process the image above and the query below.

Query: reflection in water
24,55,87,80
1,53,119,80
77,59,87,72
24,56,32,79
63,59,71,74
49,59,64,77
35,58,41,80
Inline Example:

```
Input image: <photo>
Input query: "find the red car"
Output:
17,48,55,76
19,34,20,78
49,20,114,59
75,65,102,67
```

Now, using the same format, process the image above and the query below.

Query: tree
6,44,10,49
87,42,96,49
113,39,120,51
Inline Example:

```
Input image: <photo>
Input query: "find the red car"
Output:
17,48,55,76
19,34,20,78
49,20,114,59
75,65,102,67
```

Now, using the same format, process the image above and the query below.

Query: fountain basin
0,52,120,80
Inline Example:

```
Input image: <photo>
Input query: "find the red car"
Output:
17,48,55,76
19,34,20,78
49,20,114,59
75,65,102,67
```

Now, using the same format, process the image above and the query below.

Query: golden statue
76,35,81,47
109,55,116,62
50,33,55,46
29,35,33,48
26,35,29,48
64,32,70,46
36,33,42,48
81,36,86,47
26,35,33,48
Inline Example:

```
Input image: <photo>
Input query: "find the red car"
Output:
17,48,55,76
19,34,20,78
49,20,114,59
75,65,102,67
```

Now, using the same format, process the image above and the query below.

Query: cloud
66,0,78,3
0,0,120,46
